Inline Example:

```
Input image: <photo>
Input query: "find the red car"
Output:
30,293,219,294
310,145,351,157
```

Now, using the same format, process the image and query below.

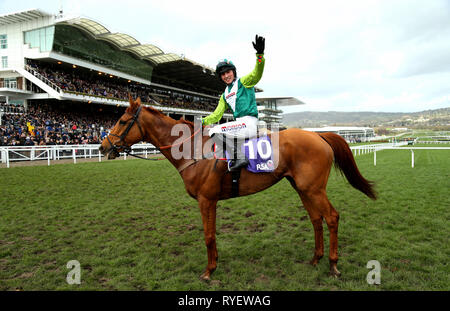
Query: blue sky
1,0,450,113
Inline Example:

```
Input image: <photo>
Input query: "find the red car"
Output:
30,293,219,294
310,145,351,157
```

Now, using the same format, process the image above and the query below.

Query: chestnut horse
99,97,376,281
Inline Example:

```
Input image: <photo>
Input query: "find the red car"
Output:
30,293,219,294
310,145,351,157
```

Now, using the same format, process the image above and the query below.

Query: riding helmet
216,59,236,79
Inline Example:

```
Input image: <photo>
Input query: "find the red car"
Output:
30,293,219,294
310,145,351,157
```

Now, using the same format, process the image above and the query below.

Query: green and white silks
203,54,265,139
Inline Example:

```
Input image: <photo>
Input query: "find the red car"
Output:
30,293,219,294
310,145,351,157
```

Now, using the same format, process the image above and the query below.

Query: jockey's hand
253,35,265,54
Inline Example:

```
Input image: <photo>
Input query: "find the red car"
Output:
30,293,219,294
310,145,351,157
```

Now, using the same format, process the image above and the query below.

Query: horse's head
99,96,146,159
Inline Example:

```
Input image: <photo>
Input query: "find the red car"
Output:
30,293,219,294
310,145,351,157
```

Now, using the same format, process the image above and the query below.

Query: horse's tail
319,132,377,200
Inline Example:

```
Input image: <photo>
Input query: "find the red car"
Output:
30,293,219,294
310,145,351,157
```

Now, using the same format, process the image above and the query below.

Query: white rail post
411,150,414,168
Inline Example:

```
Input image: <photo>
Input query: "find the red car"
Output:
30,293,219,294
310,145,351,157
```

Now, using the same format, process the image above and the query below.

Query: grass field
0,148,449,291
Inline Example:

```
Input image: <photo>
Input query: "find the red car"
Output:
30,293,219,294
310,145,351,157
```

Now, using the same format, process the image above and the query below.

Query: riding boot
226,136,249,172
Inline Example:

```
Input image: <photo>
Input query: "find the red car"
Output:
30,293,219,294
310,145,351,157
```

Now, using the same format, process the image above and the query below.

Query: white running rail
350,143,450,168
0,143,160,168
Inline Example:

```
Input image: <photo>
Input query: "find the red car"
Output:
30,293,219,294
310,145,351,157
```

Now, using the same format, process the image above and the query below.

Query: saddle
214,135,275,172
213,135,275,198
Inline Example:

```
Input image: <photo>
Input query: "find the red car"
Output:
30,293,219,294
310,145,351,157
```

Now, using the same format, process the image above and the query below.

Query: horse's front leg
198,196,218,281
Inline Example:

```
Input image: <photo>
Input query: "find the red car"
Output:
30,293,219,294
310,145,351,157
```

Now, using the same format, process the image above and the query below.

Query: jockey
202,35,265,171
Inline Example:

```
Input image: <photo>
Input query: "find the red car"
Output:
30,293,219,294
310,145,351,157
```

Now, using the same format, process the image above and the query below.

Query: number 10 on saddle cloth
223,135,275,173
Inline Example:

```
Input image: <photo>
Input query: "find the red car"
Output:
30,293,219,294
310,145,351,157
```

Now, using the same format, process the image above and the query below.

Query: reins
123,152,165,161
159,127,202,150
106,105,203,165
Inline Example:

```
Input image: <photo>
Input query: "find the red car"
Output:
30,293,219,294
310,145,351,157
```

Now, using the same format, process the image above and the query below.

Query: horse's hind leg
198,196,218,281
323,196,341,277
296,186,341,277
303,203,324,266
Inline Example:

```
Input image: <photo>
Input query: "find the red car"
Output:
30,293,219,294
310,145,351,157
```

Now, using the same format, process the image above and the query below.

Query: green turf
0,149,449,290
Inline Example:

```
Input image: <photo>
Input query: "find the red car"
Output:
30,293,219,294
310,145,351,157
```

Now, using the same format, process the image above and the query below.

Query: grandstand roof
0,9,51,25
256,97,305,106
59,16,213,69
58,15,224,93
0,9,254,95
61,17,179,65
152,59,223,92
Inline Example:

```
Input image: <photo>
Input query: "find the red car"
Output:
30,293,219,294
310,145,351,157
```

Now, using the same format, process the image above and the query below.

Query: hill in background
282,107,450,129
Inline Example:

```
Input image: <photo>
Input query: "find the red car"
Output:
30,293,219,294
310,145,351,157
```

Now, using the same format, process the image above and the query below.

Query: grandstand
0,8,233,146
0,8,301,147
0,9,224,103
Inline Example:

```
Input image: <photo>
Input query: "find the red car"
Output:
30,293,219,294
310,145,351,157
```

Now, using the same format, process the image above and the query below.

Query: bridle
106,105,145,156
105,105,202,162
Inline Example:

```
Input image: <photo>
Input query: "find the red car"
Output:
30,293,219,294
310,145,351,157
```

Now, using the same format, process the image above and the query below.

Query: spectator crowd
27,59,219,112
0,102,117,146
0,60,230,146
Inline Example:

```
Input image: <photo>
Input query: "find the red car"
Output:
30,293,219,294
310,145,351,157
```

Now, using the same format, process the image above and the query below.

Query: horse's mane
141,105,166,118
131,104,204,129
178,118,196,128
125,104,168,119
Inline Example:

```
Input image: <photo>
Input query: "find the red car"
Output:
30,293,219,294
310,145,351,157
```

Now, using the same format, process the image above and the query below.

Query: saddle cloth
214,135,275,173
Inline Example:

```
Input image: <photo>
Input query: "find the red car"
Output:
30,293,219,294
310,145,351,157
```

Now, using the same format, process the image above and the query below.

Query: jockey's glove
253,35,265,54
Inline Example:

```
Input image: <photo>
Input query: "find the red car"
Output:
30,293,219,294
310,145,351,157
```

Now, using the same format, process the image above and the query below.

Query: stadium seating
0,60,227,146
27,59,218,112
0,101,118,146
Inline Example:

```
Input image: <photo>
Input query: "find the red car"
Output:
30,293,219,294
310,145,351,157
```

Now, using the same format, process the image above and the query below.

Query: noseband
106,105,145,154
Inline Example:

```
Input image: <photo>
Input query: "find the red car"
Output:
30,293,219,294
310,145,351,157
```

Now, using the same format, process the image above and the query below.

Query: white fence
0,143,160,168
1,142,448,169
350,143,450,168
350,141,408,156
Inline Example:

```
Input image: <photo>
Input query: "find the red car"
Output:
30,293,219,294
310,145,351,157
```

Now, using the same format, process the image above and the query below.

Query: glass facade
2,77,17,88
24,26,55,52
0,34,7,49
52,25,153,80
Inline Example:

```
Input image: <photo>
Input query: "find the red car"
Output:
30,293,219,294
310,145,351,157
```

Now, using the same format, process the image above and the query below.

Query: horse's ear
128,93,134,104
127,93,138,113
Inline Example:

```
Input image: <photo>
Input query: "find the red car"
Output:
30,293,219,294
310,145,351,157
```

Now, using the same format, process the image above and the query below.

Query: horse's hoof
199,272,211,282
330,267,341,278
